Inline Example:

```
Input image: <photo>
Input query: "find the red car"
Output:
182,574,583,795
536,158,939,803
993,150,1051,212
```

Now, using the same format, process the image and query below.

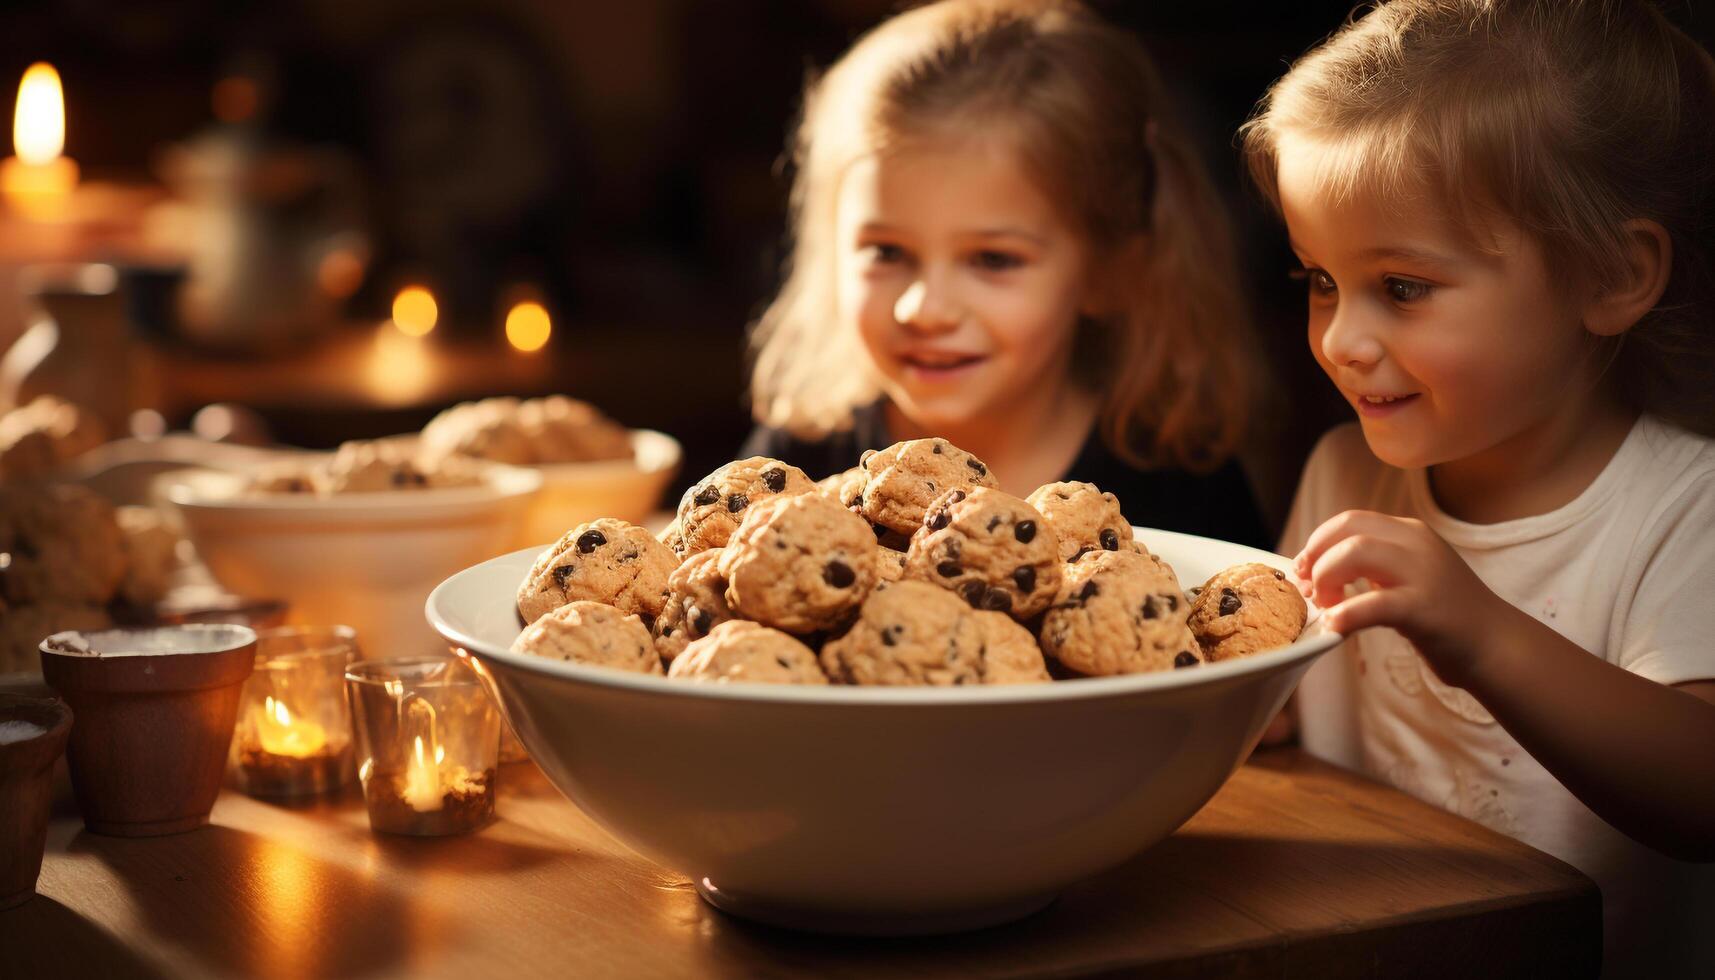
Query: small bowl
0,693,73,908
514,429,681,548
168,463,541,659
39,626,256,837
426,527,1341,935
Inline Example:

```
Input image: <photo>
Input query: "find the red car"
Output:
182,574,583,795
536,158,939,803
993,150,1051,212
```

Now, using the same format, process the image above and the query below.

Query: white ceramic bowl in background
170,464,541,659
514,429,681,548
426,528,1340,935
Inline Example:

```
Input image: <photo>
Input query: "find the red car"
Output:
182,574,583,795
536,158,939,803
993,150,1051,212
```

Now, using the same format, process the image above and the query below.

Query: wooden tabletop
3,748,1599,979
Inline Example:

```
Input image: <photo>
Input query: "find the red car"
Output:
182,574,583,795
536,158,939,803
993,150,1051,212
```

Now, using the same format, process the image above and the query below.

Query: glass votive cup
345,657,499,836
229,626,360,799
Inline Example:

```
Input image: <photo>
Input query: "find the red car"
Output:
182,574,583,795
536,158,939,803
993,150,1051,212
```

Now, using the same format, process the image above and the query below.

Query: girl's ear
1585,219,1672,337
1081,233,1148,318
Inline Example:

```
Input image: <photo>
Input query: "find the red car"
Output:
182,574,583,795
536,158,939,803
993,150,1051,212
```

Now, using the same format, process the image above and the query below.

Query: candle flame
404,734,444,811
504,300,551,353
257,695,328,758
391,285,437,337
269,696,292,726
14,63,65,165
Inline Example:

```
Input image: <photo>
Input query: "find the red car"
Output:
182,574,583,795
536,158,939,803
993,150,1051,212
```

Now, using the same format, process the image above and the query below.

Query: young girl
1243,1,1715,975
742,0,1268,546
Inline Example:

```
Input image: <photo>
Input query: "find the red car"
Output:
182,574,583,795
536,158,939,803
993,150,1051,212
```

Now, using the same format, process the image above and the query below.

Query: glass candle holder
345,657,498,836
229,626,359,798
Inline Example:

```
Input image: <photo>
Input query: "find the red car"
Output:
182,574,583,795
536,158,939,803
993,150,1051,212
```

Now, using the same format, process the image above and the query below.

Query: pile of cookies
0,483,179,672
245,395,630,497
511,438,1307,686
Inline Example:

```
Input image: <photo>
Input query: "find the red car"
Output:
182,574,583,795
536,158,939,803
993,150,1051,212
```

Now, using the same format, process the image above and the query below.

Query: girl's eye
868,243,906,264
972,250,1023,272
1290,267,1337,297
1385,277,1432,303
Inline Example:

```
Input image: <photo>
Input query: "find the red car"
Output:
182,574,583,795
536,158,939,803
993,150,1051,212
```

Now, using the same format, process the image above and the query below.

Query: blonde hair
1242,0,1715,436
748,0,1256,470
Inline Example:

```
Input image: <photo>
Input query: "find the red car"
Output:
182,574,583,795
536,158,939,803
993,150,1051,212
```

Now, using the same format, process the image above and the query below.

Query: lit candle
1,63,79,220
256,696,328,759
402,734,444,812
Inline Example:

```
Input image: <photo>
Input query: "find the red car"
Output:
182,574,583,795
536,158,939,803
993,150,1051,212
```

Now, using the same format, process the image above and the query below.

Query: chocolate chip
980,588,1013,612
937,561,963,578
943,539,961,559
1070,547,1095,562
967,458,987,476
1166,594,1178,611
1174,651,1198,669
689,606,713,635
824,560,856,587
947,489,966,504
1056,491,1070,500
761,468,787,492
1219,588,1241,616
1014,566,1036,593
1015,520,1036,544
1142,596,1159,619
932,442,944,454
1188,586,1203,597
775,656,792,670
987,515,1002,532
1273,570,1285,580
1079,580,1100,601
727,493,749,513
881,624,901,646
552,564,574,588
694,485,719,506
959,581,987,606
1100,528,1120,551
927,510,950,532
576,529,607,554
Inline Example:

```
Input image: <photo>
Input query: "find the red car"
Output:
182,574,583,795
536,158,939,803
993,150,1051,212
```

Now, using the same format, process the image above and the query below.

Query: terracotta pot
39,626,255,837
0,693,73,909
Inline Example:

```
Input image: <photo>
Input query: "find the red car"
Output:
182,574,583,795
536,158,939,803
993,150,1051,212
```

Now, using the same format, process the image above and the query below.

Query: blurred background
2,0,1711,526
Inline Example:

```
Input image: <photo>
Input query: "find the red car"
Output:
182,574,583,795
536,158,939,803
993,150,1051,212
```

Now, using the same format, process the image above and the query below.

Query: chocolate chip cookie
817,465,867,510
903,487,1062,619
819,581,984,685
857,438,999,535
517,518,677,627
511,600,663,674
1026,481,1144,561
676,456,815,556
1188,563,1308,662
718,492,878,634
0,483,126,606
972,610,1052,683
1039,550,1202,675
653,547,735,662
667,620,829,684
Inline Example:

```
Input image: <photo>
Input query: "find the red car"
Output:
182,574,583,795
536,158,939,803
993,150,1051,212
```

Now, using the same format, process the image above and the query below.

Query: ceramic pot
39,626,255,837
0,693,73,909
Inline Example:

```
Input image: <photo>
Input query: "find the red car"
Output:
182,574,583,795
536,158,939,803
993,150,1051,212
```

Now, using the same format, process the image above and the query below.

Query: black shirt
741,401,1270,550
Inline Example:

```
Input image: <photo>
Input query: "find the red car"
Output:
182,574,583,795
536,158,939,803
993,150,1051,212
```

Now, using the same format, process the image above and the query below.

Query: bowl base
695,880,1056,936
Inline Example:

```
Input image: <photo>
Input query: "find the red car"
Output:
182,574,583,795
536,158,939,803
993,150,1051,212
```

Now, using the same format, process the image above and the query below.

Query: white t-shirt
1281,416,1715,980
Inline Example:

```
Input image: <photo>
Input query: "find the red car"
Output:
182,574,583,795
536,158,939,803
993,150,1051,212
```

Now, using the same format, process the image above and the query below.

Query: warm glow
504,300,551,353
364,322,437,406
258,695,328,758
13,63,65,164
404,735,443,812
391,286,437,337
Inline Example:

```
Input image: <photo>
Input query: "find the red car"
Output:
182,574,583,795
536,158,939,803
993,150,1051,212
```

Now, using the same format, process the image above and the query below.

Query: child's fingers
1293,510,1403,593
1323,586,1412,636
1305,532,1412,612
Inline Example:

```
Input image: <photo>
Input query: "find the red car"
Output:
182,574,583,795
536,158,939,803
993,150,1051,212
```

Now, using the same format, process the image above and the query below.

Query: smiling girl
1243,1,1715,975
742,0,1266,545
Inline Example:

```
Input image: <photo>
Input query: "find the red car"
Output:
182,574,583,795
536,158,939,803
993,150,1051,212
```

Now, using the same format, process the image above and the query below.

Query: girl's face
1275,141,1599,471
834,135,1095,430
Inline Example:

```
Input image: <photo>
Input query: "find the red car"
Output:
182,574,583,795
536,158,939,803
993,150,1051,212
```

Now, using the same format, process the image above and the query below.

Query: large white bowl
513,429,681,549
425,529,1340,935
170,465,541,659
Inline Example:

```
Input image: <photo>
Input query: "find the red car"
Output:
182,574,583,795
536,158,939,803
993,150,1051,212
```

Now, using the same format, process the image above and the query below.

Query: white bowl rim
532,429,683,478
425,527,1342,708
166,460,544,514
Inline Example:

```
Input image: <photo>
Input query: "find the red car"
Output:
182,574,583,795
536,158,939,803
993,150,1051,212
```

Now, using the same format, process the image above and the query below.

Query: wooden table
3,749,1599,979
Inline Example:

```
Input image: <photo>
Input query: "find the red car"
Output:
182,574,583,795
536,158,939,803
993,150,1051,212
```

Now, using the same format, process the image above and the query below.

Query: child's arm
1296,510,1715,863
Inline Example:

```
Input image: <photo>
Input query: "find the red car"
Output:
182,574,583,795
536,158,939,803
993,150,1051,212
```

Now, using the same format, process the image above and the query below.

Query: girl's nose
893,275,960,334
1319,305,1385,368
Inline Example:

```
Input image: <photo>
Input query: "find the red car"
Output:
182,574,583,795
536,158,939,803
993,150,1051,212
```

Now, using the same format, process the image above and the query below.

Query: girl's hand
1293,510,1507,689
